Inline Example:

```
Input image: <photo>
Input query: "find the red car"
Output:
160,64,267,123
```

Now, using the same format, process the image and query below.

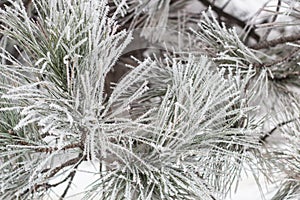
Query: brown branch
41,155,86,178
39,142,82,153
198,0,260,42
59,155,83,199
8,128,86,198
20,154,85,198
251,34,300,50
60,172,76,199
12,141,82,153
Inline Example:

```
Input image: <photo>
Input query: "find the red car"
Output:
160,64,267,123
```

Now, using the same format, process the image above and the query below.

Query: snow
186,0,271,17
45,161,100,200
227,170,277,200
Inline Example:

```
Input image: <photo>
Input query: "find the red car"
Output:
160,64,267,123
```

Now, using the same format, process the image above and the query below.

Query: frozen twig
251,34,300,50
260,117,300,143
261,0,281,41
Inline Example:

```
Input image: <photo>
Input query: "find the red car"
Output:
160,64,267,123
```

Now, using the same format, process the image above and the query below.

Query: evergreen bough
0,0,299,199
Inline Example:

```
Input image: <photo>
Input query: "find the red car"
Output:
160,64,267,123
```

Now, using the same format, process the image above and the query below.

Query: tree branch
251,34,300,50
254,48,300,68
9,140,82,153
21,154,86,199
42,155,86,178
59,170,77,199
260,118,300,143
261,0,281,41
20,154,86,198
198,0,260,42
59,155,83,199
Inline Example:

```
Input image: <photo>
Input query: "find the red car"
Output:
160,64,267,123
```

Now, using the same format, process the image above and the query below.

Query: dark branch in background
0,0,32,9
20,154,86,198
42,155,85,177
260,118,300,143
261,0,281,41
271,71,300,82
0,1,11,9
251,34,300,50
59,154,83,200
221,0,231,10
198,0,260,42
254,48,300,68
60,169,77,200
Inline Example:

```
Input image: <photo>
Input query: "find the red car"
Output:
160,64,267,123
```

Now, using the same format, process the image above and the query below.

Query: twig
20,154,85,198
250,34,300,50
42,155,86,178
254,48,300,68
260,117,300,143
59,154,83,199
221,0,231,10
198,0,260,42
10,141,82,153
261,0,281,41
60,170,77,199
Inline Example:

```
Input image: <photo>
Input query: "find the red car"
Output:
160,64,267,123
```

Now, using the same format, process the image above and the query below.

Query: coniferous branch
197,0,260,42
192,9,261,70
0,0,263,199
0,0,300,199
192,2,300,198
260,95,300,199
0,0,132,198
83,55,262,200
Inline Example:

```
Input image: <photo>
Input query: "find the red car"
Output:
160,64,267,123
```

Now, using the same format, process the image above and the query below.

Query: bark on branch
251,34,300,50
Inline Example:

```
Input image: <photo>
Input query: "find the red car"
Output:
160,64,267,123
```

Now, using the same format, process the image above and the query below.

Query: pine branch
198,0,260,42
1,0,300,199
41,155,85,178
